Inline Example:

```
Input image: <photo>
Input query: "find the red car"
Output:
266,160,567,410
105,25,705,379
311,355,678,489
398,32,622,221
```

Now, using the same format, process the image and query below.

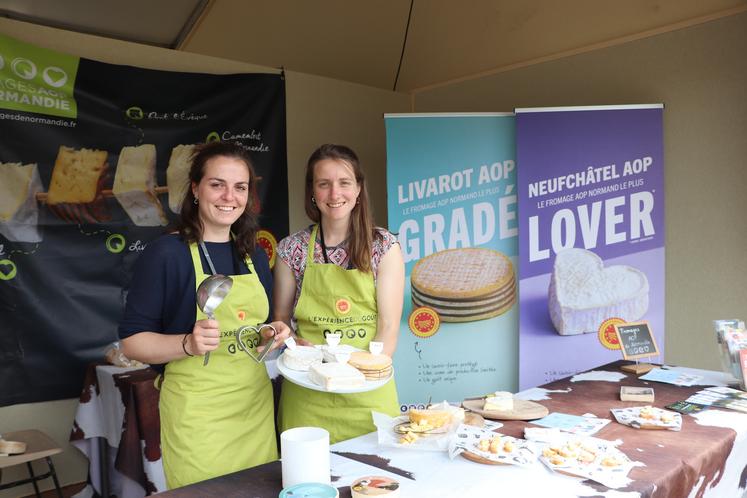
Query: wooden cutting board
461,450,505,465
462,398,549,421
463,411,485,427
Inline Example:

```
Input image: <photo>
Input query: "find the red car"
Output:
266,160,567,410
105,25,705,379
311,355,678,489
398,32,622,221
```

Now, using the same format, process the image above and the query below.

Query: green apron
159,242,277,489
278,225,400,444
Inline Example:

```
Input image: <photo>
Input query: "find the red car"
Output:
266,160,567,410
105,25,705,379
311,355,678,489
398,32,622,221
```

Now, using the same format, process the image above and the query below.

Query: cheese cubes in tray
610,406,681,431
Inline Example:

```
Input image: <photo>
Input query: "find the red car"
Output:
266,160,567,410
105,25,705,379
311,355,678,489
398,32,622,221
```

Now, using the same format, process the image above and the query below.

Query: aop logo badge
408,306,440,338
335,298,351,315
256,230,277,269
598,317,626,350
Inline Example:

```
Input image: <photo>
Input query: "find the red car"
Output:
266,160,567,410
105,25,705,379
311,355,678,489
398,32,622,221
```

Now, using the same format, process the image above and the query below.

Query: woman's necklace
318,222,351,268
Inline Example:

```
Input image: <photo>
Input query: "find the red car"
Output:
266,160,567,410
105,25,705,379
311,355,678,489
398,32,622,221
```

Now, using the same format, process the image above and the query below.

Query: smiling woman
118,141,291,489
191,155,250,241
274,144,405,444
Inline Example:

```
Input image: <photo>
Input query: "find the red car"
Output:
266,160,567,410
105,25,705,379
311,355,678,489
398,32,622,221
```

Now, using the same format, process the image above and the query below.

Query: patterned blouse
277,225,399,312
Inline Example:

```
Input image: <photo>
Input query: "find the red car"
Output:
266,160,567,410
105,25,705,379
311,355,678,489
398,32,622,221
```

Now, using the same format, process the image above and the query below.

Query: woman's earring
311,196,316,205
356,197,360,204
194,197,199,205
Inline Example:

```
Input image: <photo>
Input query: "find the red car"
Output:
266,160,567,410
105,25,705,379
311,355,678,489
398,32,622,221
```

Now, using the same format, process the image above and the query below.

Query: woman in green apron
120,142,290,488
274,144,405,444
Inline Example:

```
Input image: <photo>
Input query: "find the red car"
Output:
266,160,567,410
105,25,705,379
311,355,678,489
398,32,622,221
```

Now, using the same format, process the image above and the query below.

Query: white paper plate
277,352,393,394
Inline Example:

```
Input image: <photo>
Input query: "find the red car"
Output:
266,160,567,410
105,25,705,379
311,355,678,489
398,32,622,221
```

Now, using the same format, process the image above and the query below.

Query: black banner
0,34,288,406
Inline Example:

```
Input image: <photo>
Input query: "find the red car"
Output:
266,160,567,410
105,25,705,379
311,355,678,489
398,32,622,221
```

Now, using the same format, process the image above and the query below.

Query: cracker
360,366,393,380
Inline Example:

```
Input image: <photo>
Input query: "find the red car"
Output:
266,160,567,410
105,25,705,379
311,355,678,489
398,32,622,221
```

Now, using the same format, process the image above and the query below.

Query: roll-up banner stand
515,104,665,389
386,113,518,409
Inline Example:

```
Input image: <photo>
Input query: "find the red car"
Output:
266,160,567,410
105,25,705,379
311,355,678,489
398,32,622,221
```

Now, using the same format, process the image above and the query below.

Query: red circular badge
408,307,440,338
256,230,277,269
335,298,351,315
598,317,626,350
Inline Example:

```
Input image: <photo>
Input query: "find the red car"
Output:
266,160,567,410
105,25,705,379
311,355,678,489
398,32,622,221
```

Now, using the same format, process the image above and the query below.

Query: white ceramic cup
280,427,331,488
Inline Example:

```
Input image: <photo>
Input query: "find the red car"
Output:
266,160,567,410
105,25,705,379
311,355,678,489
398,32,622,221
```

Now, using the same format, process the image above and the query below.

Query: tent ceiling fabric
0,0,207,47
1,0,746,91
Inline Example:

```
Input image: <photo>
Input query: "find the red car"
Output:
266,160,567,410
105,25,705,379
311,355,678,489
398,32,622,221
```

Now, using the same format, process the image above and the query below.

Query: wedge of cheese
47,146,108,204
0,161,42,242
484,391,513,412
166,144,195,213
548,248,649,335
113,144,167,226
0,162,35,222
309,362,365,391
282,346,323,371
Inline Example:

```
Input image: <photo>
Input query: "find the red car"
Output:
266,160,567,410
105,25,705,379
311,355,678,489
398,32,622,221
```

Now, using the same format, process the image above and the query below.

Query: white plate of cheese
277,350,394,394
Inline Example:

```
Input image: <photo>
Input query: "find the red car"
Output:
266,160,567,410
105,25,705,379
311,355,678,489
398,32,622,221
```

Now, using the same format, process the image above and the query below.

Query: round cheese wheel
348,351,392,371
282,346,323,371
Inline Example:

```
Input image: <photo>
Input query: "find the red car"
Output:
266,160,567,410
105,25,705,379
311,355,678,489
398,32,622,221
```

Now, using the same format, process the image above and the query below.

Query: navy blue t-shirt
118,234,273,371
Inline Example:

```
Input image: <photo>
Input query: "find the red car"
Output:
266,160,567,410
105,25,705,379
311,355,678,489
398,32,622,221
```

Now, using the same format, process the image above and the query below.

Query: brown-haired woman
274,144,405,443
119,141,290,488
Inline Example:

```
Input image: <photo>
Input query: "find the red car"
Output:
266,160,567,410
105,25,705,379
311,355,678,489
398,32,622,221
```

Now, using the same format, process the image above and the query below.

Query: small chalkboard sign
613,321,659,360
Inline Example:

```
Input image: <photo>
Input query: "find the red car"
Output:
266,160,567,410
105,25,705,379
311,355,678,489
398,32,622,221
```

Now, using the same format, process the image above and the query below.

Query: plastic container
278,482,339,498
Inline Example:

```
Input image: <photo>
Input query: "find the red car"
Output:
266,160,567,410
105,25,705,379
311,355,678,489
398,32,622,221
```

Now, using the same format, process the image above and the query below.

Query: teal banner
385,113,518,409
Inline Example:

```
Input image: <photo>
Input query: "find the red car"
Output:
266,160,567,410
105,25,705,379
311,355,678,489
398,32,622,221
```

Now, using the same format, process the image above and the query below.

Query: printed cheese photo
548,248,649,336
410,247,516,323
0,161,43,242
113,144,168,227
166,144,196,214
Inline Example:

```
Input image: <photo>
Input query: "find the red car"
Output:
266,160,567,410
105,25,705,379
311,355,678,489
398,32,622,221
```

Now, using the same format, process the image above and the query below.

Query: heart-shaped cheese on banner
235,324,276,363
548,248,649,336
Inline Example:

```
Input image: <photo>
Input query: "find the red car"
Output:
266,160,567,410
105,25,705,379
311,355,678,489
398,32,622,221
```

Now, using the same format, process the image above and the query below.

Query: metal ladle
196,274,233,366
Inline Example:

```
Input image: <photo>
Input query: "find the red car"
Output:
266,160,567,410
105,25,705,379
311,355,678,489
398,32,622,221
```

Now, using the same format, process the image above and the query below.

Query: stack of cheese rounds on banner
410,248,516,322
348,352,393,380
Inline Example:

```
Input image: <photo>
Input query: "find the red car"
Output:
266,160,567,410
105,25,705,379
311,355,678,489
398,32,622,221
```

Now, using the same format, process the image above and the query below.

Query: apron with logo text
278,225,399,444
159,243,277,489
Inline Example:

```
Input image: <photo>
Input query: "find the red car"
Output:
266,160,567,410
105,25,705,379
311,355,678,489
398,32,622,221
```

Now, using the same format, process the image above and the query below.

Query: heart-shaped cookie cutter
235,324,277,363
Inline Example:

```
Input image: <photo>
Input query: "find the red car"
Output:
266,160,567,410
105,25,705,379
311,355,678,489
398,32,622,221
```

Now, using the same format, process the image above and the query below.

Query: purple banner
517,105,664,389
